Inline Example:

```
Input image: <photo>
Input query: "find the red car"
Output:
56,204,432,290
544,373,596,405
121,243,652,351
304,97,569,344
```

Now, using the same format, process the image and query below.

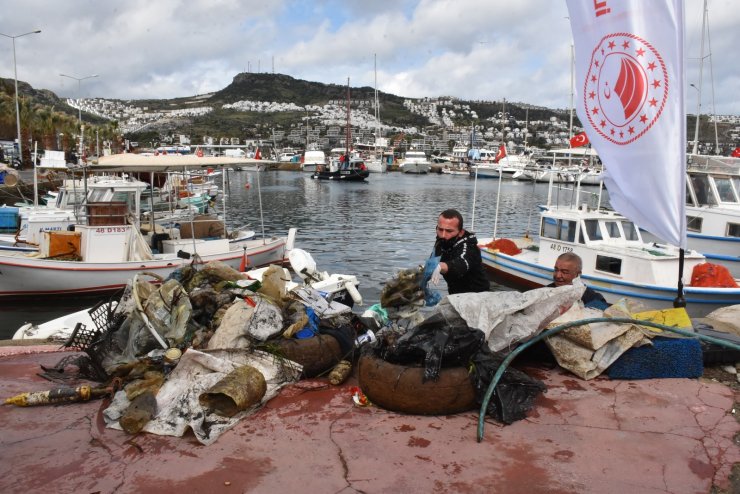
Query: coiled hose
477,317,740,442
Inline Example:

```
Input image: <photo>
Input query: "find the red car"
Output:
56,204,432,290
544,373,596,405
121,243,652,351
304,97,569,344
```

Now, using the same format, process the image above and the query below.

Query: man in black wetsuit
431,209,490,295
550,252,608,309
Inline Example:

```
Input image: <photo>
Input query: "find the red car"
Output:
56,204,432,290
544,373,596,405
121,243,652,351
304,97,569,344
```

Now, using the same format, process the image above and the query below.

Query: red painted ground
0,349,738,493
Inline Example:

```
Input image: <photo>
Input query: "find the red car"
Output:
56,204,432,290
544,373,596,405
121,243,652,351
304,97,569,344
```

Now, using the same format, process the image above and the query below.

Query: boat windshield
713,177,739,203
622,221,640,241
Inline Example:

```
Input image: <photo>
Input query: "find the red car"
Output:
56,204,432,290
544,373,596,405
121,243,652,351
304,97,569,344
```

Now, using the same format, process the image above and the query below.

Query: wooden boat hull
0,236,288,299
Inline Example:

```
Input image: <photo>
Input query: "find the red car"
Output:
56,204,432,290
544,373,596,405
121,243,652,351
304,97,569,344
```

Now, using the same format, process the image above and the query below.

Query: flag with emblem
566,0,686,248
570,132,590,148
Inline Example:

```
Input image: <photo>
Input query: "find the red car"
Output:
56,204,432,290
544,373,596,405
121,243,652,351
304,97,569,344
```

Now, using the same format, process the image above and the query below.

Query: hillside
2,72,735,161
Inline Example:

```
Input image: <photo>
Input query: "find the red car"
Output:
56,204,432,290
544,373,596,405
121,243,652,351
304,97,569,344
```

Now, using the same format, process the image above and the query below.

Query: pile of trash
14,257,368,444
10,256,738,444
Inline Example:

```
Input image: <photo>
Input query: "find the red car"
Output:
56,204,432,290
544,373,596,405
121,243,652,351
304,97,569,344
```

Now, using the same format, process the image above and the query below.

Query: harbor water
0,170,603,339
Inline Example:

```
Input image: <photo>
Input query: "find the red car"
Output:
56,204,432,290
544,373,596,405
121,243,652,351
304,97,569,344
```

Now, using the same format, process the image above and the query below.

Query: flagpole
471,166,478,231
673,248,686,308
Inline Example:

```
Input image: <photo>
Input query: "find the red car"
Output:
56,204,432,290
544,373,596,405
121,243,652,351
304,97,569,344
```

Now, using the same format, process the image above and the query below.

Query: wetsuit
434,230,490,294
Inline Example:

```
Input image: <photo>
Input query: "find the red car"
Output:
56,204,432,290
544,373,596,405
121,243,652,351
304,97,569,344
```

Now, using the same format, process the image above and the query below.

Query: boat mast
345,77,351,159
691,0,707,156
492,98,505,239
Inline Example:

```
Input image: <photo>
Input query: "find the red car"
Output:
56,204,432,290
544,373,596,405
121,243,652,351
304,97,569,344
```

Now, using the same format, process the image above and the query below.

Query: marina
1,2,740,492
0,170,558,337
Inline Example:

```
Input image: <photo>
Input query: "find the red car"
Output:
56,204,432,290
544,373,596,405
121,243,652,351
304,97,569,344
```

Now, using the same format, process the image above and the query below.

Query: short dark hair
439,209,463,230
557,252,582,272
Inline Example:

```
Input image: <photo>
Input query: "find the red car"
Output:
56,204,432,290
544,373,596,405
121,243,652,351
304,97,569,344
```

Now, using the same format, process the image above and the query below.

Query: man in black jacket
550,252,608,309
432,209,490,294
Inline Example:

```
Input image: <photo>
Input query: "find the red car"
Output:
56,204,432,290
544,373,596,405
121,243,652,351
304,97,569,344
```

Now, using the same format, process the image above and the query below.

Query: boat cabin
538,207,704,286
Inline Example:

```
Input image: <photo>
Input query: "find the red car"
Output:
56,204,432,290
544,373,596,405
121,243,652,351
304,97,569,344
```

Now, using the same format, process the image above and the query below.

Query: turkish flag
196,147,204,157
239,251,249,271
570,132,590,148
254,147,261,160
732,147,740,158
494,144,507,163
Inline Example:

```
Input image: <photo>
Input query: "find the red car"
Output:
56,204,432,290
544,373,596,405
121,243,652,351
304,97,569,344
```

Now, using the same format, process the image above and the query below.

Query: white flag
566,0,687,248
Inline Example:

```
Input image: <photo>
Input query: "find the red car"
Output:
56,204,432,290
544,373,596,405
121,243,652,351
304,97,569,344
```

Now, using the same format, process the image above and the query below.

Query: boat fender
177,250,191,259
345,281,363,306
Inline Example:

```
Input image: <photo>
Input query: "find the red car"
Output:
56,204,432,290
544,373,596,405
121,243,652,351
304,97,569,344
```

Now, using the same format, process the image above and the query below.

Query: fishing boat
301,149,327,173
399,150,430,174
312,78,369,182
0,154,294,299
479,205,740,317
642,154,740,277
12,247,361,341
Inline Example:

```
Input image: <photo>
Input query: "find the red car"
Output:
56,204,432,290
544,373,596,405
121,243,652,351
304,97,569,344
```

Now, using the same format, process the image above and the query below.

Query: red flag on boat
494,144,507,163
570,132,590,148
196,147,204,157
732,147,740,158
254,147,261,160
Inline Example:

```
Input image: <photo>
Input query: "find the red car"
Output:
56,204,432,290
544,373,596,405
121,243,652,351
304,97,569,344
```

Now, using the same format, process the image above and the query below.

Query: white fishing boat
12,247,361,342
0,154,293,299
642,154,740,277
479,205,740,317
399,150,430,174
301,149,326,173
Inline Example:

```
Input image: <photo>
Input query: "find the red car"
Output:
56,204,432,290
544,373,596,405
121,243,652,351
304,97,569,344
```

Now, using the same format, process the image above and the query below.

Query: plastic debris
328,360,352,385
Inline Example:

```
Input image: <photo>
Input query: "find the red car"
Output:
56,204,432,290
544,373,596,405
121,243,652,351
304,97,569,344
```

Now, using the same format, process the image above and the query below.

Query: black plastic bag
378,311,546,424
381,311,482,382
469,348,546,424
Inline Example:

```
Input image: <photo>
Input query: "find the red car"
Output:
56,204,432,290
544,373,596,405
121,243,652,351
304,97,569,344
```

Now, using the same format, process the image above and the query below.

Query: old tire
271,334,344,378
358,353,477,415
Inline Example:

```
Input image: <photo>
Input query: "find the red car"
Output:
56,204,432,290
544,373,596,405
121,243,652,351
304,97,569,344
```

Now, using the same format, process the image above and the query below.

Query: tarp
435,282,586,352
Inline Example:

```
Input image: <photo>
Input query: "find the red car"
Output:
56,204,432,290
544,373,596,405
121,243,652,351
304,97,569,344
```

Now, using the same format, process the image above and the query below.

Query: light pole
0,29,41,166
59,73,98,162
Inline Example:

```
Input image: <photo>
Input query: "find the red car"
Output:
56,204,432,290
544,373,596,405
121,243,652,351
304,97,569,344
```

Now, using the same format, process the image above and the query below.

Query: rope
477,316,740,442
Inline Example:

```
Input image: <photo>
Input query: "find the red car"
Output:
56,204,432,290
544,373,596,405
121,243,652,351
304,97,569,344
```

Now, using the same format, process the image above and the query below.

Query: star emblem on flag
583,33,668,145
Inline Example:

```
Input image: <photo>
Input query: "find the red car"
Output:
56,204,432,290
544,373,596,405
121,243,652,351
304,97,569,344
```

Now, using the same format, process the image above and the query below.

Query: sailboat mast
346,77,351,157
692,0,707,156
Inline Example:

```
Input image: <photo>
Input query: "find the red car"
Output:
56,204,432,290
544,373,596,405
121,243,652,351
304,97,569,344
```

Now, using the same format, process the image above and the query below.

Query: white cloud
0,0,737,114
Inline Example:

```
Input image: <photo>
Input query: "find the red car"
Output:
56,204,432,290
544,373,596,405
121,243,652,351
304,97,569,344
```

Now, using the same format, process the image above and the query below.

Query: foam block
607,337,703,380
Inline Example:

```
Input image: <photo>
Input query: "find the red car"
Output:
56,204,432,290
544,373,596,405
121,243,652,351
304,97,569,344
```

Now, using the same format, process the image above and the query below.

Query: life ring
269,334,344,377
358,353,476,415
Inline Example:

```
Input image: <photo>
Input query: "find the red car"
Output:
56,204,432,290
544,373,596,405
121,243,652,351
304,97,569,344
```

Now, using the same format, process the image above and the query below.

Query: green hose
476,317,740,443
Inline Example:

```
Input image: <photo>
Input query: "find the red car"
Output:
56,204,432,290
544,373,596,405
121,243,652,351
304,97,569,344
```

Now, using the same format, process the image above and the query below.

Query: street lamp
59,73,98,162
0,29,42,165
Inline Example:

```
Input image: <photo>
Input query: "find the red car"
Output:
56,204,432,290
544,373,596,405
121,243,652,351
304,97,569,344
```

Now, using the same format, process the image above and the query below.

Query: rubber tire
358,353,477,415
272,334,344,378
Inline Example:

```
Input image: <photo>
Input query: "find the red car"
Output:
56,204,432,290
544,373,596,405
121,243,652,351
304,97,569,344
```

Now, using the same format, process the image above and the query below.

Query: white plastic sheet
103,348,301,445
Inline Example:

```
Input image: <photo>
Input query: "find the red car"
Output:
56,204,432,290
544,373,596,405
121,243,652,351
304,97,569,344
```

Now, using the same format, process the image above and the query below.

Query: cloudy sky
1,0,738,114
